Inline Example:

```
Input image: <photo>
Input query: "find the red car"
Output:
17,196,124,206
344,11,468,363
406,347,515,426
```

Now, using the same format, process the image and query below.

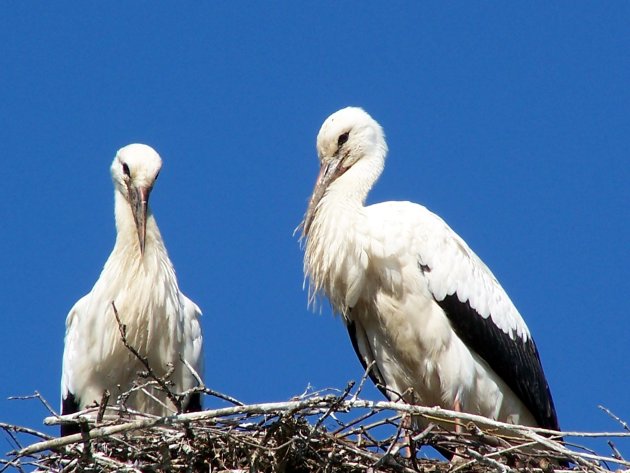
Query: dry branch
111,301,182,413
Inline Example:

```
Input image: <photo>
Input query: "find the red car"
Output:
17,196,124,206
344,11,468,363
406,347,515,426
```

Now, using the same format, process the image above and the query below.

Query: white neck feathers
304,152,384,313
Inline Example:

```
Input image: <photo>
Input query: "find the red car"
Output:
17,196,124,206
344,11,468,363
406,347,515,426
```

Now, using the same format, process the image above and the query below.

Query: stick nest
3,383,629,473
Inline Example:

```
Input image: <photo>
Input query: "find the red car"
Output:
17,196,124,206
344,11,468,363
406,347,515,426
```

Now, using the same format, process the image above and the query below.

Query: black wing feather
60,392,81,437
346,319,389,400
436,294,560,430
184,393,202,413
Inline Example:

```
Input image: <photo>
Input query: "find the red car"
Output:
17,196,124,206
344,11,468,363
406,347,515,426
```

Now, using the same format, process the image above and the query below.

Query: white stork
61,144,203,436
299,107,560,447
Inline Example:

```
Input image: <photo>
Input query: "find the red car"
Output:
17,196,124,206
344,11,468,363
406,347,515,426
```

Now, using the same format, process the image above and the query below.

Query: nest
3,382,629,473
3,317,628,472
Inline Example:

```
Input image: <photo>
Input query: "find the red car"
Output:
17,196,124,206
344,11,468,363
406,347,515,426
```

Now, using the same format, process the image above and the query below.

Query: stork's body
61,144,203,436
300,108,559,436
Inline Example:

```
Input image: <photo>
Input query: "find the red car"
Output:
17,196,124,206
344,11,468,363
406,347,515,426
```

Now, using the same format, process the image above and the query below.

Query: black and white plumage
300,107,560,436
61,144,203,436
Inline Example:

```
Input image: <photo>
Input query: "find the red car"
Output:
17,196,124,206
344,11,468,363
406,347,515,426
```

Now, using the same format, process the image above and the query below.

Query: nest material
4,305,625,472
3,385,629,473
0,400,541,472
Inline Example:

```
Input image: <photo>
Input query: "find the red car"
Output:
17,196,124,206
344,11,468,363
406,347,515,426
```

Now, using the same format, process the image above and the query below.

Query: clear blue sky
1,2,628,462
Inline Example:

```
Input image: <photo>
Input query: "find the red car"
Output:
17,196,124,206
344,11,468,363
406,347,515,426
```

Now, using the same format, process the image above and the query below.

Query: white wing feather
366,201,531,341
180,295,204,390
60,295,88,404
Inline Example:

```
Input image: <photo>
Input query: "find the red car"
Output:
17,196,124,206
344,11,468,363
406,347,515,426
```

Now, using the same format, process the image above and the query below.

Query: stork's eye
337,132,350,148
122,163,131,177
154,171,160,181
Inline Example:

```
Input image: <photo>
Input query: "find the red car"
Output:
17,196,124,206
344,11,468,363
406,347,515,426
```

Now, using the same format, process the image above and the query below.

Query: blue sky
1,2,628,462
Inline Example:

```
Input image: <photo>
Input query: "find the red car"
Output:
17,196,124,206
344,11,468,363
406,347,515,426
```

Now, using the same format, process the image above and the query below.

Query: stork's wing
436,293,559,430
346,318,389,399
181,295,204,412
60,295,87,436
420,221,560,430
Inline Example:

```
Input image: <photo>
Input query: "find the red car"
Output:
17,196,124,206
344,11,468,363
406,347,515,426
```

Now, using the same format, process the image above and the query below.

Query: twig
411,423,435,443
177,386,244,407
0,458,28,473
92,451,140,472
382,410,406,458
465,448,515,473
0,423,53,441
599,405,630,432
139,387,176,414
1,426,23,453
202,387,244,406
607,440,624,461
111,301,182,412
8,391,59,418
180,356,203,387
96,390,110,424
521,429,614,472
311,381,354,433
332,408,382,436
352,361,376,401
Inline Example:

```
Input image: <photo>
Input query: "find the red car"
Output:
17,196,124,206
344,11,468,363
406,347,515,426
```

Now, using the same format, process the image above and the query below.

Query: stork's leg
451,398,467,463
400,413,413,457
454,398,463,433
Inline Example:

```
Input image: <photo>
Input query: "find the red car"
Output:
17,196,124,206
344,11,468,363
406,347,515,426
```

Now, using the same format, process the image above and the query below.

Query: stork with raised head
299,107,560,447
61,144,203,436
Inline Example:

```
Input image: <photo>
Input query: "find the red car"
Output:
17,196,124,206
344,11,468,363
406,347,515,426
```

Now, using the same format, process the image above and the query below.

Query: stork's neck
304,155,384,311
102,191,179,357
112,191,166,260
329,154,384,206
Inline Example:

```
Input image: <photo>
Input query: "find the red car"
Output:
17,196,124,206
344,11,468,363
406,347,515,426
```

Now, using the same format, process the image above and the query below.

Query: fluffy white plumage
61,144,203,431
300,107,559,433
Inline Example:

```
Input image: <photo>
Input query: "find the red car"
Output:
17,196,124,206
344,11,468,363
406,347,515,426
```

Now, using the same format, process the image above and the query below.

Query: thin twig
96,390,110,424
179,356,203,387
111,301,182,412
0,423,53,442
465,448,515,473
8,392,59,418
599,405,630,432
352,361,376,401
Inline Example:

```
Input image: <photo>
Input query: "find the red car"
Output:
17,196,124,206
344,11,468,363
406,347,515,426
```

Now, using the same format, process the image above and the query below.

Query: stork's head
111,144,162,255
301,107,387,236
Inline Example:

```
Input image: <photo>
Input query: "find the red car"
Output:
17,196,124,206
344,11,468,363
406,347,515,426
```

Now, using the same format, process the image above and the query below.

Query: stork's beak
301,158,347,237
128,184,152,255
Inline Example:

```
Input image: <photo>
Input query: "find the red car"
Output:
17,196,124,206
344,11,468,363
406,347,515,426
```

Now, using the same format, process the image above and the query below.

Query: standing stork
299,107,560,446
61,144,204,436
